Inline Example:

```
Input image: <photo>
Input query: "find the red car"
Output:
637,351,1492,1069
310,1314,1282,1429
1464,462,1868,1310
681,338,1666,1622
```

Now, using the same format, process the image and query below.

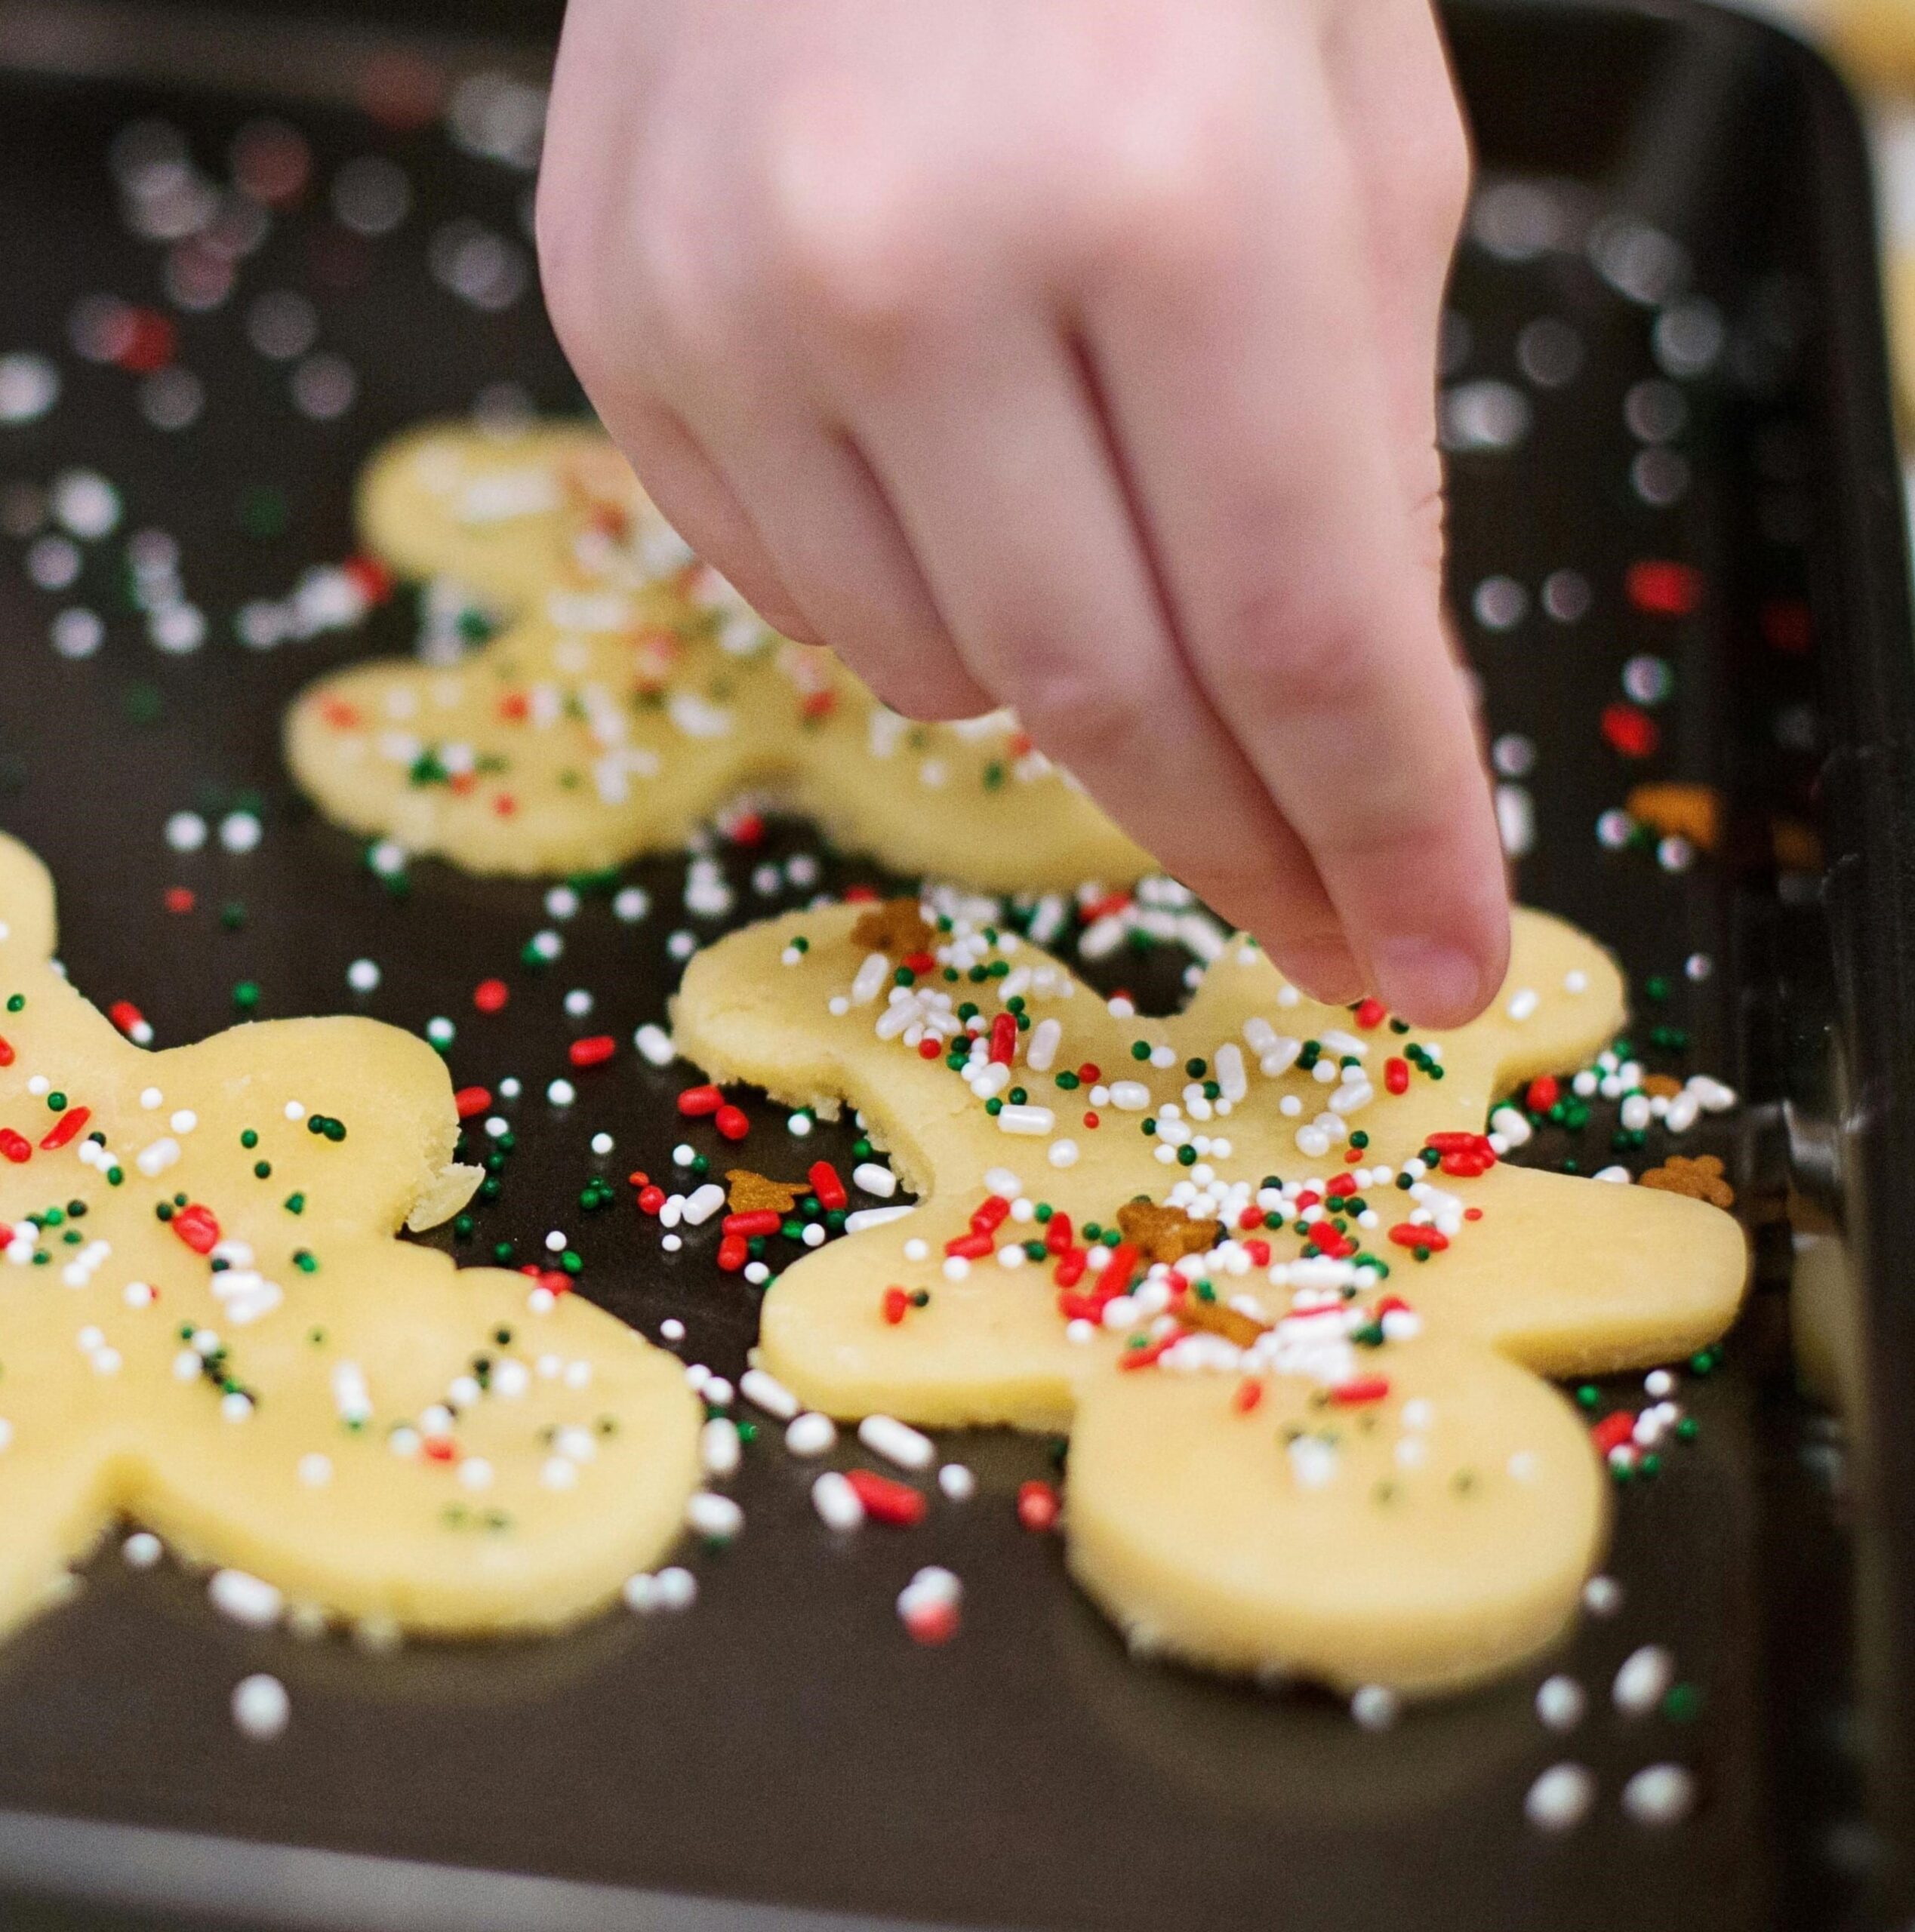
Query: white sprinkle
1613,1644,1674,1715
164,811,207,852
996,1104,1054,1137
122,1531,162,1569
700,1417,741,1478
232,1673,291,1740
297,1453,332,1487
845,1205,914,1233
685,1491,744,1543
546,1078,576,1106
785,1412,837,1457
1350,1684,1399,1731
859,1414,934,1470
591,1132,614,1155
852,1161,897,1198
812,1469,864,1530
1535,1674,1587,1731
682,1183,726,1226
938,1462,976,1501
1505,987,1539,1023
740,1367,799,1420
218,811,262,854
208,1568,283,1629
1621,1763,1695,1826
346,958,380,993
1048,1140,1079,1168
1525,1763,1596,1832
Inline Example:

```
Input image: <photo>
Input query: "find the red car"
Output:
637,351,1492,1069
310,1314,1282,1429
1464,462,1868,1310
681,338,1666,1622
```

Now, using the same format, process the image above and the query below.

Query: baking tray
0,0,1903,1927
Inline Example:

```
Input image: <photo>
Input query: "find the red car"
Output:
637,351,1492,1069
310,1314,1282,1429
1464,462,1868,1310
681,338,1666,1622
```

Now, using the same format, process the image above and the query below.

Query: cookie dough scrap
285,419,1146,888
673,900,1748,1694
0,832,699,1641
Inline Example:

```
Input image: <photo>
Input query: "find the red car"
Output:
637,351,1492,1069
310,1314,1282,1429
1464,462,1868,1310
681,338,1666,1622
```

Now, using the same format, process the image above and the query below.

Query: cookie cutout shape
286,420,1147,888
0,832,698,1641
673,901,1747,1692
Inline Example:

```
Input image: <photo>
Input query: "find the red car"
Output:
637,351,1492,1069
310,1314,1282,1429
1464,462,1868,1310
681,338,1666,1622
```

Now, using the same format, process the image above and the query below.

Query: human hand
537,0,1507,1025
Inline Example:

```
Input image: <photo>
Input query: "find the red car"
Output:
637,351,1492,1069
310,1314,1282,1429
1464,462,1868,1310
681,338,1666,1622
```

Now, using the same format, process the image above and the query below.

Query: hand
537,0,1508,1025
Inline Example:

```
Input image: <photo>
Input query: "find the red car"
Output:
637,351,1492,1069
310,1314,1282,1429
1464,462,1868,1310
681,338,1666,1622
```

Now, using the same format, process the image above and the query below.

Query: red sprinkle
1527,1075,1559,1112
568,1035,616,1069
1016,1480,1061,1531
1232,1379,1265,1415
341,555,394,604
847,1468,926,1526
0,1035,14,1067
1045,1213,1073,1255
473,978,509,1014
901,950,936,976
722,1211,780,1238
106,1002,146,1039
1384,1057,1409,1095
1591,1411,1636,1456
1353,997,1387,1029
0,1129,28,1164
808,1161,848,1211
716,1234,748,1272
1626,558,1703,617
1331,1376,1391,1407
944,1231,995,1260
1244,1238,1270,1266
636,1185,666,1216
988,1012,1018,1066
971,1195,1011,1235
917,1038,941,1060
904,1599,960,1645
1388,1223,1449,1252
1601,702,1659,759
1054,1249,1088,1289
171,1203,220,1255
38,1106,90,1152
423,1438,457,1464
713,1104,750,1141
1095,1242,1140,1300
163,887,196,915
882,1286,910,1325
677,1084,723,1118
453,1086,491,1119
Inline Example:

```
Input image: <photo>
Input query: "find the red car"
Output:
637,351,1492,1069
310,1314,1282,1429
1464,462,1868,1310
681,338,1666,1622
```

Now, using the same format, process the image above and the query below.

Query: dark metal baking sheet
0,2,1901,1927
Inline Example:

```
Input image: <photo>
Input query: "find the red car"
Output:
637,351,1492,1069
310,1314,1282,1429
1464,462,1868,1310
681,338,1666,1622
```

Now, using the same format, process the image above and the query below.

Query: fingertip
1270,937,1367,1009
1371,928,1504,1031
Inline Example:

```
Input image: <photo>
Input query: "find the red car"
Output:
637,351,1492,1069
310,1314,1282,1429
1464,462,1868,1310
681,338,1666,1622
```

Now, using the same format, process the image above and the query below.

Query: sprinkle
1612,1644,1674,1715
938,1462,976,1501
1350,1684,1399,1730
897,1565,962,1644
1525,1763,1596,1832
208,1567,282,1629
740,1367,799,1420
846,1468,927,1526
231,1673,291,1740
685,1491,744,1543
546,1078,576,1106
785,1412,836,1457
345,958,380,993
857,1414,934,1470
812,1469,864,1530
634,1023,675,1066
122,1531,162,1569
1621,1764,1695,1826
164,811,207,852
1535,1674,1586,1731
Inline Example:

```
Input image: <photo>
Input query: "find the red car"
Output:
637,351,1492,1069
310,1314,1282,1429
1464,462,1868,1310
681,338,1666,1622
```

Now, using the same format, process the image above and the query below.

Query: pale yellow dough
0,832,699,1641
285,420,1146,888
673,901,1748,1693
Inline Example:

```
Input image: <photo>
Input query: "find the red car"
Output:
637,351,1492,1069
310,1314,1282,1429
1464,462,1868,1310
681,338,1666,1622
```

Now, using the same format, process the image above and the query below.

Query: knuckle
1076,98,1264,278
996,643,1152,768
766,114,950,346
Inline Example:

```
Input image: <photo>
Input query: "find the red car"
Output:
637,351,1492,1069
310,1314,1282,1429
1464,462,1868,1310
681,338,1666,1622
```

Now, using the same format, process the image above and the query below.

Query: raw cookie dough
672,900,1747,1693
0,832,698,1641
285,419,1147,888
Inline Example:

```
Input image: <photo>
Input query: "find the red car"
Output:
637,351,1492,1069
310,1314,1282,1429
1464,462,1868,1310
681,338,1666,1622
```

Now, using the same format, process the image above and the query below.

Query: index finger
1079,53,1507,1027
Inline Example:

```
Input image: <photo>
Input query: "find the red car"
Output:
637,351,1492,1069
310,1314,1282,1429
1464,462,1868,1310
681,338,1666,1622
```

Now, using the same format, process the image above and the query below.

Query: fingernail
1372,937,1490,1029
1279,940,1366,1006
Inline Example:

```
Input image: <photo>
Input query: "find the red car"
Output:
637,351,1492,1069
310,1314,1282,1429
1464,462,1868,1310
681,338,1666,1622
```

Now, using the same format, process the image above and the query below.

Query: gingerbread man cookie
672,900,1747,1693
0,831,698,1641
285,420,1146,888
